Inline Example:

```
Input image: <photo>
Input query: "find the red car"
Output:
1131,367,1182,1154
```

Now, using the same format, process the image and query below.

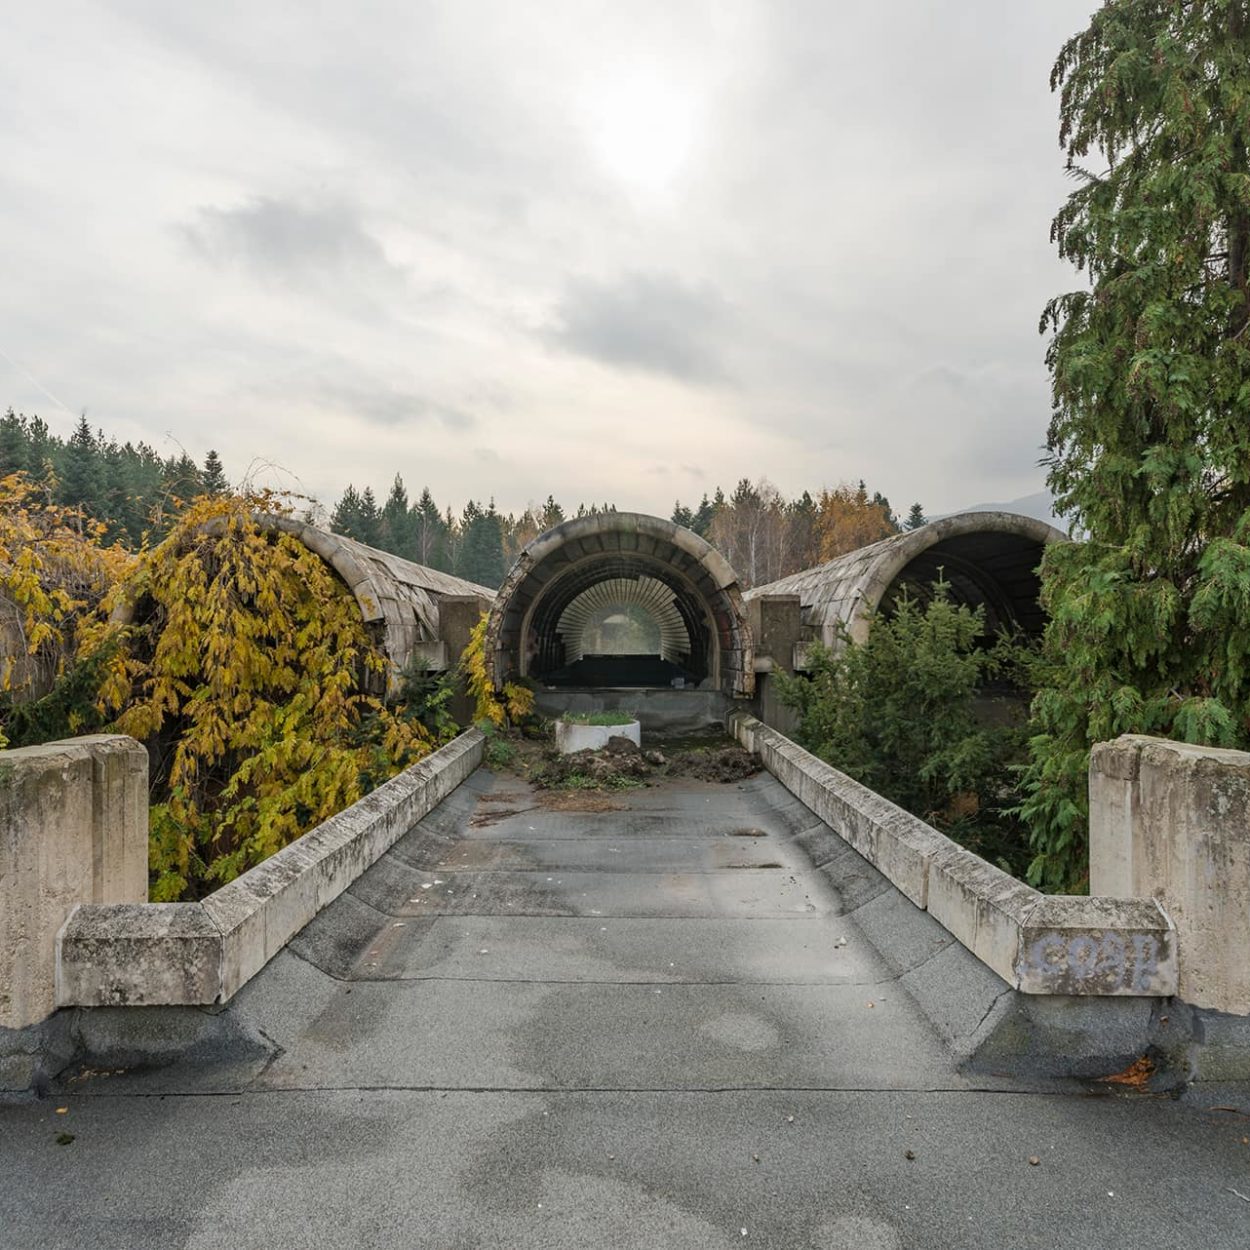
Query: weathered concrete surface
534,687,731,735
4,767,1249,1248
484,511,755,698
0,736,147,1033
553,718,641,754
745,510,1065,648
1092,734,1250,1015
733,714,1178,997
56,729,485,1011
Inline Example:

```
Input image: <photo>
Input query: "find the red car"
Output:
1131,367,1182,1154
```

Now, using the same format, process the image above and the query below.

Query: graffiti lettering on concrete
1019,930,1162,993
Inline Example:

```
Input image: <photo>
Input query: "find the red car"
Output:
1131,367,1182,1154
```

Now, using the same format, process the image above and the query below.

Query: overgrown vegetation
0,484,454,900
459,612,536,731
0,474,134,749
777,586,1037,879
1020,1,1250,891
95,494,449,900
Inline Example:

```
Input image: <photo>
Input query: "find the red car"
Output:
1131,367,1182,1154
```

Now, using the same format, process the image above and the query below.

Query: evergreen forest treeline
2,408,927,589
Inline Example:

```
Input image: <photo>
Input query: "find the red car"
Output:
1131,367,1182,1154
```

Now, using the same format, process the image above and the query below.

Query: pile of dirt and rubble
531,735,760,790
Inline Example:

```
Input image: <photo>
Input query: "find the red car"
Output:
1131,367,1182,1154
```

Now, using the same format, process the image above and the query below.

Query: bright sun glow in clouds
586,67,699,196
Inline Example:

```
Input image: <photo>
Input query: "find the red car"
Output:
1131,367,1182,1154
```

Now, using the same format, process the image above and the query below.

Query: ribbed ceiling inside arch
533,561,707,688
556,577,691,665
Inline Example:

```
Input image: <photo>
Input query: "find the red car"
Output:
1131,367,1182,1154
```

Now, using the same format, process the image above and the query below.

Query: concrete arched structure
746,511,1066,649
111,515,496,693
485,512,754,697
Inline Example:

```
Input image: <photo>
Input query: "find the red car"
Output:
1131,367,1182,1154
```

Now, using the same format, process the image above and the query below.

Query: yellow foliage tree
89,494,437,899
815,483,896,561
460,612,534,726
0,473,133,743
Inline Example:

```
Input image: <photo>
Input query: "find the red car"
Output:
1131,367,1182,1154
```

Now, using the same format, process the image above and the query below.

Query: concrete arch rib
745,511,1067,648
485,512,754,697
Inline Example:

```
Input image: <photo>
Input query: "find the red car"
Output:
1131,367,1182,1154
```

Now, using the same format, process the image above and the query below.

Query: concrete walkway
4,769,1249,1248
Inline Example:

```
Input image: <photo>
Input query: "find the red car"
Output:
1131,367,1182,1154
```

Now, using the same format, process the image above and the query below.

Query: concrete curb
728,712,1177,998
56,729,485,1010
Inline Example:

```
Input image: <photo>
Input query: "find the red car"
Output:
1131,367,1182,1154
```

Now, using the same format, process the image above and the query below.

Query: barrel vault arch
485,513,755,698
745,511,1067,648
110,514,496,694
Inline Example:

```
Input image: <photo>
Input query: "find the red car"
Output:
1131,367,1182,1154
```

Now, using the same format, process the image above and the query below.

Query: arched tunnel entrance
742,511,1065,733
485,514,754,711
875,524,1056,643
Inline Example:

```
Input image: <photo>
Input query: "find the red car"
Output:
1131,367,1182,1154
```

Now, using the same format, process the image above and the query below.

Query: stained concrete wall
1091,735,1250,1016
0,736,148,1031
57,728,484,1009
729,713,1177,997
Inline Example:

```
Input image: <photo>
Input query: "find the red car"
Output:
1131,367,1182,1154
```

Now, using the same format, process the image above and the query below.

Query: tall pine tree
58,415,102,515
1022,0,1250,890
202,450,229,495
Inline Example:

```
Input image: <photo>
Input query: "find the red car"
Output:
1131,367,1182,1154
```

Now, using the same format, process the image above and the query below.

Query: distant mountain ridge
943,489,1062,528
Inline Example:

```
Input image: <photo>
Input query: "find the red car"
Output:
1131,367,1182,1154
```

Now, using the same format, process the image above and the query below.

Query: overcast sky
1,1,1098,519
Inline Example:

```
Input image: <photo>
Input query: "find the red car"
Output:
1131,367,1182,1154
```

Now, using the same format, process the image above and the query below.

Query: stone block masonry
0,735,148,1031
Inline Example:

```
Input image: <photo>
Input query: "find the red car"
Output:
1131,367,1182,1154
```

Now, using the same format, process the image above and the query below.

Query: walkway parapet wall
0,736,148,1031
55,729,484,1011
728,712,1177,997
1091,735,1250,1016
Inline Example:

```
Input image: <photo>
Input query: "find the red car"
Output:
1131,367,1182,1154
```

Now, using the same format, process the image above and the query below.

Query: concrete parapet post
438,593,493,723
1091,735,1250,1015
0,735,148,1030
746,594,802,675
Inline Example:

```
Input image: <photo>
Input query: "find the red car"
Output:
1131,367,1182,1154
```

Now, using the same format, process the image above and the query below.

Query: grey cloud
551,274,733,383
181,197,406,291
4,0,1098,517
254,375,474,431
895,364,1050,480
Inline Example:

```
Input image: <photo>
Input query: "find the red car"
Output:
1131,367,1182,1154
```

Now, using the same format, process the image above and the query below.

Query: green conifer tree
58,415,102,515
202,449,229,496
0,409,28,477
1022,0,1250,891
412,487,451,570
357,487,382,547
380,474,418,560
330,485,365,540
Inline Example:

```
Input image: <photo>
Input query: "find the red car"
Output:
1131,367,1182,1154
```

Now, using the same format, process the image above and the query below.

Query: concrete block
56,729,485,1011
63,733,149,905
1090,734,1250,1014
1015,895,1177,996
926,846,1037,985
724,715,1181,1000
1,736,147,1029
57,903,222,1006
409,639,449,671
554,719,641,754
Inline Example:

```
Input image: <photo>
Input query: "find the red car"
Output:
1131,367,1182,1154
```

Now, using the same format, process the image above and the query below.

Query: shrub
775,584,1036,878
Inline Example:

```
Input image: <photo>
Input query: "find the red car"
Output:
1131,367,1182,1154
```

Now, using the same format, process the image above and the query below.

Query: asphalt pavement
3,767,1248,1248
